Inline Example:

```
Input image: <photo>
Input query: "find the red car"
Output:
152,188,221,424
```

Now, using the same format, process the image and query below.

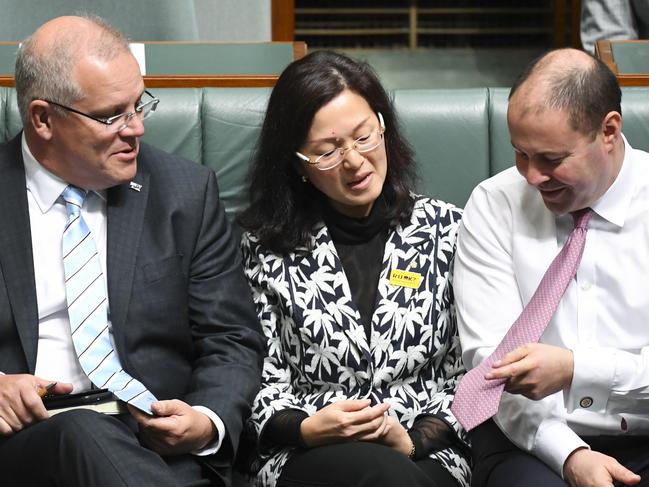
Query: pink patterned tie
451,208,593,431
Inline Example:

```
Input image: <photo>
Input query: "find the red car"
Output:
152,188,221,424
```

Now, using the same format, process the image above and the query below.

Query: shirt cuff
190,405,225,456
565,347,615,414
533,418,589,477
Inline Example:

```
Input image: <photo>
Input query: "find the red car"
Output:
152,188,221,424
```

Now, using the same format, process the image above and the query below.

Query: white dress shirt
20,134,224,455
454,136,649,476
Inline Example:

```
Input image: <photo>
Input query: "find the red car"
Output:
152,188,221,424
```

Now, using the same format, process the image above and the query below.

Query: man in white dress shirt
454,48,649,487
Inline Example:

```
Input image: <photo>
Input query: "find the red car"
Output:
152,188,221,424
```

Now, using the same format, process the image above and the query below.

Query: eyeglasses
41,90,159,133
296,113,386,171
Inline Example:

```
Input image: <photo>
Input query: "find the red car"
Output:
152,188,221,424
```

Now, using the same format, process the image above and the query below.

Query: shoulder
409,194,462,228
137,142,213,185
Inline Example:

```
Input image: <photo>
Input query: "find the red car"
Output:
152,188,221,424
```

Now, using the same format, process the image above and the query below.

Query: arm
138,171,264,458
568,345,649,416
415,205,469,452
454,183,587,476
240,232,313,445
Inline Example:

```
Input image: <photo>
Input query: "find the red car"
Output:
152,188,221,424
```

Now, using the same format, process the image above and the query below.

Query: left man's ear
28,100,54,141
601,111,622,149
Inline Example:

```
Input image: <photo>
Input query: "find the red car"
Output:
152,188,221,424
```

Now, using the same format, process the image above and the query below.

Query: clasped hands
300,399,412,456
0,374,216,455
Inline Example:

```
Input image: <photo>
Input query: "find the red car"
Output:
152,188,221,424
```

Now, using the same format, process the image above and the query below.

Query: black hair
238,50,416,254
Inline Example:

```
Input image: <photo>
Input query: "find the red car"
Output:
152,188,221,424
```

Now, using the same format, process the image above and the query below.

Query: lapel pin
129,182,142,192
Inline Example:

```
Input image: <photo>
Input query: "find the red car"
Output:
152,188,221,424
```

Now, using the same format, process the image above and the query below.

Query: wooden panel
596,40,649,87
272,0,295,41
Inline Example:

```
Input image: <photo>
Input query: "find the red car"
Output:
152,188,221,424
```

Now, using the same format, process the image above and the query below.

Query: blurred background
290,0,579,89
0,0,581,89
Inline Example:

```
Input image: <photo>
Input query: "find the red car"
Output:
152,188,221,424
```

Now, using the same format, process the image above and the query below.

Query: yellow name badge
389,269,422,289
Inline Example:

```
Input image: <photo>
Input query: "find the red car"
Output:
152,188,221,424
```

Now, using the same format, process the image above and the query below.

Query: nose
341,146,365,170
516,155,548,188
120,113,145,137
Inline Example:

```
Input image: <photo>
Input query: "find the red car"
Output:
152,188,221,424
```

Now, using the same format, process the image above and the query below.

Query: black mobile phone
43,389,115,409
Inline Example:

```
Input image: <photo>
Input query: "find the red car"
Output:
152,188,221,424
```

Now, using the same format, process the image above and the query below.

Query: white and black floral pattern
241,196,470,487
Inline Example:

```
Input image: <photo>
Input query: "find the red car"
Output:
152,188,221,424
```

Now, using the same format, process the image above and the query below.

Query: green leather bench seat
3,87,649,217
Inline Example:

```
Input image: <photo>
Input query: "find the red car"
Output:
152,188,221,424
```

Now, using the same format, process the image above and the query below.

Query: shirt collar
22,133,106,213
590,134,634,228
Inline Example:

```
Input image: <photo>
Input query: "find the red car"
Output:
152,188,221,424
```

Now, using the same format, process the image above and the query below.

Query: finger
129,405,155,425
356,414,389,441
347,403,390,425
48,382,74,395
487,355,536,381
0,405,24,433
609,461,641,485
493,347,529,368
142,415,181,434
151,399,185,417
0,417,14,436
334,399,372,412
21,388,49,422
352,412,390,439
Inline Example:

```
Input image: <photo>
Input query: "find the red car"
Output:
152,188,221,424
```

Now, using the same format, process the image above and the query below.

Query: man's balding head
15,15,131,125
508,48,621,138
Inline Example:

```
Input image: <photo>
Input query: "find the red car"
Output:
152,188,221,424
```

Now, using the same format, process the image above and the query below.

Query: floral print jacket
241,196,470,487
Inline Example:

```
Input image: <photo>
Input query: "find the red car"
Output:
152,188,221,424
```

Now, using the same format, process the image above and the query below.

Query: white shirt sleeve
454,177,585,477
190,405,226,456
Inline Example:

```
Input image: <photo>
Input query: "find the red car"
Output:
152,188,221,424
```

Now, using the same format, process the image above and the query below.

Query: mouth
538,185,567,201
347,172,372,190
114,143,139,161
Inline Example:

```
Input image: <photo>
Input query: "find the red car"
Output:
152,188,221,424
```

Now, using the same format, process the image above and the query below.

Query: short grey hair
15,14,131,125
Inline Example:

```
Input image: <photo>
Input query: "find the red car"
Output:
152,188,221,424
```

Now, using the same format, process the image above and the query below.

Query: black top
262,198,458,459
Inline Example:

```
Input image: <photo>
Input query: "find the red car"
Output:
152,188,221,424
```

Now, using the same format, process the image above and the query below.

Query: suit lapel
288,225,373,366
106,170,149,352
0,136,39,372
376,204,438,326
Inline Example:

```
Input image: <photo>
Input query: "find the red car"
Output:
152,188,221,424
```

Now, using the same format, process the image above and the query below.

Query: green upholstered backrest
394,89,490,207
3,86,649,217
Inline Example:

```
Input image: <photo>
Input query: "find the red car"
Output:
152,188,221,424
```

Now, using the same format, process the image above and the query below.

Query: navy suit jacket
0,134,264,482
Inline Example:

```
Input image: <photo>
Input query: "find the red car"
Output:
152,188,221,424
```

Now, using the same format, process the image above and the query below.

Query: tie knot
571,208,592,230
62,185,87,215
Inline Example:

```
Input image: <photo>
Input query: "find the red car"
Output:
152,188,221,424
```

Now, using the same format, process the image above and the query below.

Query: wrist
407,437,416,460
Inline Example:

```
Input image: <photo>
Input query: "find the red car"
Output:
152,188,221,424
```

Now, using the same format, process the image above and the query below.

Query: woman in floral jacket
238,51,470,487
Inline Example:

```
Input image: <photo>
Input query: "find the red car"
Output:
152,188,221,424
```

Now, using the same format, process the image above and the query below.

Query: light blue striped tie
62,185,157,414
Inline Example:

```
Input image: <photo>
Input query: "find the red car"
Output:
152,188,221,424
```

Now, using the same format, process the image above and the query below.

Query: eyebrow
307,115,372,144
511,144,568,159
91,89,147,115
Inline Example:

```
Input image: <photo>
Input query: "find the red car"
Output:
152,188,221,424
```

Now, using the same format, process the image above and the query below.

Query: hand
563,448,640,487
129,399,217,455
0,374,73,436
300,399,391,447
485,343,574,400
365,415,412,456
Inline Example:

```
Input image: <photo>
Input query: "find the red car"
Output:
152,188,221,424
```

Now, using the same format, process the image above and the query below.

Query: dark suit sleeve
183,170,264,461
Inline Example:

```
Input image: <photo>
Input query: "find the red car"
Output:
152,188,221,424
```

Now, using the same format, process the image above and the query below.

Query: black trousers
277,442,459,487
0,409,219,487
471,419,649,487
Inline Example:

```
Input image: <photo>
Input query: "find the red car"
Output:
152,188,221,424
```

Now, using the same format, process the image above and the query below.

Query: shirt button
581,281,592,291
579,397,593,408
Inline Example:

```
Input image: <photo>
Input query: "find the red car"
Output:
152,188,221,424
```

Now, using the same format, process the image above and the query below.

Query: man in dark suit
0,15,264,487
